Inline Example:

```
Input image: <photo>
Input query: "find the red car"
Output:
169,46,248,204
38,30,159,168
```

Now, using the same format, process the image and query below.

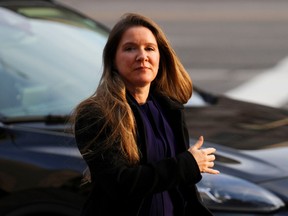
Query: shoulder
74,99,104,133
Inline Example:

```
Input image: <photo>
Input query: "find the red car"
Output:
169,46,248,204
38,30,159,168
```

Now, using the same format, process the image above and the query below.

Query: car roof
0,0,56,7
0,0,61,6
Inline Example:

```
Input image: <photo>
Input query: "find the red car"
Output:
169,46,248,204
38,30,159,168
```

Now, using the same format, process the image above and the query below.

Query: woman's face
115,26,160,91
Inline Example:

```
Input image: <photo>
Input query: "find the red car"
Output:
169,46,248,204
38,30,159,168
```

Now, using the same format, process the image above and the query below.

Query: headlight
197,173,285,213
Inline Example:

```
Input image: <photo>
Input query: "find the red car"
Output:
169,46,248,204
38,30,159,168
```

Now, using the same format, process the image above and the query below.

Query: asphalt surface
58,0,288,109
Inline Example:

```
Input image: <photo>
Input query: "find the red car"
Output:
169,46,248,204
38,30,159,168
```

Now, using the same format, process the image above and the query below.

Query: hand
188,136,220,175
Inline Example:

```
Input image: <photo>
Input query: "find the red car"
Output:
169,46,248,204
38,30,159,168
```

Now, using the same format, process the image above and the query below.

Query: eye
124,46,136,51
146,44,159,52
124,47,134,51
146,46,155,51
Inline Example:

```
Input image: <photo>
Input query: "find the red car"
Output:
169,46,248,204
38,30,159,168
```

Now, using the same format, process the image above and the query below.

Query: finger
209,161,214,168
193,136,204,149
205,147,216,155
204,168,220,175
208,154,216,162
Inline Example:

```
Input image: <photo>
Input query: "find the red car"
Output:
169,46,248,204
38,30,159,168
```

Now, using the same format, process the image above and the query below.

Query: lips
134,66,150,71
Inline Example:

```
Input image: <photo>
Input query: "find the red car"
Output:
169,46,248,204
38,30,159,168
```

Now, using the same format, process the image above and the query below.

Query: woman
72,12,219,216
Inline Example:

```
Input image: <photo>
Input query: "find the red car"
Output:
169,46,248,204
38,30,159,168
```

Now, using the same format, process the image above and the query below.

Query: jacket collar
126,90,184,111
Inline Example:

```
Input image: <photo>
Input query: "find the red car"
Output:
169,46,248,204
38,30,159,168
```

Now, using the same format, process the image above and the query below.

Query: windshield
0,5,208,119
0,6,108,118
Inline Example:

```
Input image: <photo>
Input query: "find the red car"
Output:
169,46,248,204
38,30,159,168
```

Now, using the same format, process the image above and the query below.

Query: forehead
120,26,157,44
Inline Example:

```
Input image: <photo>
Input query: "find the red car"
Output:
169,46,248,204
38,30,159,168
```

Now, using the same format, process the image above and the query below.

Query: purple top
138,96,176,216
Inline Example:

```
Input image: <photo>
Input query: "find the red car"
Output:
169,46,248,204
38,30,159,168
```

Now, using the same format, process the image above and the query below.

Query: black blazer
75,93,213,216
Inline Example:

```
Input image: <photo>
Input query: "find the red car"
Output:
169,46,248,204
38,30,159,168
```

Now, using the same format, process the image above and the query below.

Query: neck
127,86,150,105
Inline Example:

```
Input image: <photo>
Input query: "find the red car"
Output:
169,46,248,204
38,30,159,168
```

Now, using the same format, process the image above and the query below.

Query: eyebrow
121,42,158,47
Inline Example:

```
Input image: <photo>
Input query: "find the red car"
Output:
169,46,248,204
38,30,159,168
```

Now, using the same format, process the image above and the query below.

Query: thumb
193,136,204,149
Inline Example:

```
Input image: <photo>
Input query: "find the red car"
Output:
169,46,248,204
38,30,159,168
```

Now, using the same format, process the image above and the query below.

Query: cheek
115,54,133,71
153,55,160,71
152,51,160,64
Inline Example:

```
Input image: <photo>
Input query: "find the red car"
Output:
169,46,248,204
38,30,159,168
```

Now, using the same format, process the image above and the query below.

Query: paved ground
58,0,288,109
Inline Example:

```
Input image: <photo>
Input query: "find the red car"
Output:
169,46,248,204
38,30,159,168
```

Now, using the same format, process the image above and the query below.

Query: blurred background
58,0,288,109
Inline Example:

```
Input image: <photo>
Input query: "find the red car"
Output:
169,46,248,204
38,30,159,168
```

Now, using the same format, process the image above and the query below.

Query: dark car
0,0,288,215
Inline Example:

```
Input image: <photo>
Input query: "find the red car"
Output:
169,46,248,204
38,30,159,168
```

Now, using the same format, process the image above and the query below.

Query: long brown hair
72,13,192,165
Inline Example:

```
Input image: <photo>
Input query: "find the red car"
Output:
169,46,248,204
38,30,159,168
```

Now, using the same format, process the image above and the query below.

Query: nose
136,50,148,61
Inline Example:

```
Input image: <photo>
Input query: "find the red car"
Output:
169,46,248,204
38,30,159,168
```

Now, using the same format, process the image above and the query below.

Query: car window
16,6,103,32
0,6,108,117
